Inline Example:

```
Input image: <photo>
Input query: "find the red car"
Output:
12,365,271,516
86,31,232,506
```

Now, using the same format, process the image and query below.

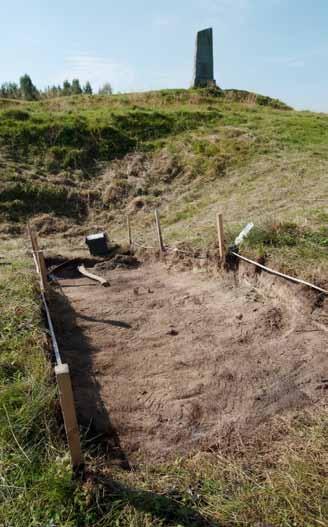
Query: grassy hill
0,88,326,282
0,88,327,526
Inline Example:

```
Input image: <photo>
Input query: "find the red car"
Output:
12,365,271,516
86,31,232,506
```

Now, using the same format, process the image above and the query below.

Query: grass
0,255,327,525
0,181,86,221
0,88,327,525
104,415,328,526
0,258,71,525
1,87,326,278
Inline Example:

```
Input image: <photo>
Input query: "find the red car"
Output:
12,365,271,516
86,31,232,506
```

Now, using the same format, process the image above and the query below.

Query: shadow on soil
77,312,132,328
51,281,130,470
51,278,218,526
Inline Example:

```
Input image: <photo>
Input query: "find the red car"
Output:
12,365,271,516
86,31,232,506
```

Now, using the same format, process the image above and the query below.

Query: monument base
193,79,217,88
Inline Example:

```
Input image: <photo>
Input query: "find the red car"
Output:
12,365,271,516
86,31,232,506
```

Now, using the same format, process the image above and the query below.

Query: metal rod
231,251,328,295
41,290,62,365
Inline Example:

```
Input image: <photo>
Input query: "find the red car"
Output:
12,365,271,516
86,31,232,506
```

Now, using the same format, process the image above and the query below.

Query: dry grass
0,89,326,284
0,89,327,524
0,238,327,525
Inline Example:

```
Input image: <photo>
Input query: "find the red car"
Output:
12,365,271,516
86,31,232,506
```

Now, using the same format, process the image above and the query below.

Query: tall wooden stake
127,215,132,246
27,223,40,273
31,228,40,253
27,223,34,250
55,363,83,469
154,209,164,253
217,213,225,261
37,250,48,292
27,223,40,274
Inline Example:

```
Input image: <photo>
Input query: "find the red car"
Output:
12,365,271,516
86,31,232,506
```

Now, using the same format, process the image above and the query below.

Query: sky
1,0,328,111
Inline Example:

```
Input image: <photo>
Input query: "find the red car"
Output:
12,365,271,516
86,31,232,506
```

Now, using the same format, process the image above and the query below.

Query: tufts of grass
1,109,30,121
0,87,327,277
0,260,74,526
0,182,87,221
59,412,328,527
1,248,328,526
238,222,328,281
245,222,328,249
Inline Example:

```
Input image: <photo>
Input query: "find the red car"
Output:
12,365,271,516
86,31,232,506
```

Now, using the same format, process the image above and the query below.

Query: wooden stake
38,250,48,292
127,215,132,246
154,209,165,253
217,213,225,261
27,223,40,274
27,223,34,250
30,227,40,253
55,363,83,468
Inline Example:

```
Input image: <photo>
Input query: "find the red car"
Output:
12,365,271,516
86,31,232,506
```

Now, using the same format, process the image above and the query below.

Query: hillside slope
1,88,327,527
0,88,326,281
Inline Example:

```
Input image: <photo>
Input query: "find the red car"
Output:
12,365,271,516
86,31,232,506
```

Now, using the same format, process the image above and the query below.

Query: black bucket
85,232,109,257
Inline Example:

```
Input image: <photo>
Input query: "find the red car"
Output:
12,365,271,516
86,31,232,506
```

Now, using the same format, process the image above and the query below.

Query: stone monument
193,28,216,88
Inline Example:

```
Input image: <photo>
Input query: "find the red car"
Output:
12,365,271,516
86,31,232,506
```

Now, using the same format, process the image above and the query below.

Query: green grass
0,257,327,526
0,87,327,276
1,88,327,525
0,259,73,525
0,181,86,221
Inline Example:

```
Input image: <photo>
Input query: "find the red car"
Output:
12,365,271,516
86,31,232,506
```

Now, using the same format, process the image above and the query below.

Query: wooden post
30,227,40,253
27,223,34,250
217,213,225,261
27,224,40,274
127,215,132,246
37,250,48,292
154,209,165,253
55,363,83,468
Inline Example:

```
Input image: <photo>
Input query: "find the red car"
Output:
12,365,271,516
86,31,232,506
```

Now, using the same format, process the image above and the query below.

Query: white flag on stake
234,223,254,247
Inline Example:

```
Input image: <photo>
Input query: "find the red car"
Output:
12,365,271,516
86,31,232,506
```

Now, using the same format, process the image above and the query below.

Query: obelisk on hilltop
193,28,216,88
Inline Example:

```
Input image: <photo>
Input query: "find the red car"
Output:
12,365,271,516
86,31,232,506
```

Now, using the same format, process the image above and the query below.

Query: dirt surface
52,260,328,463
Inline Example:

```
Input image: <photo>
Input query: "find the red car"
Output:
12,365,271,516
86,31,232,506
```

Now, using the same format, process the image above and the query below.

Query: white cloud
56,53,137,92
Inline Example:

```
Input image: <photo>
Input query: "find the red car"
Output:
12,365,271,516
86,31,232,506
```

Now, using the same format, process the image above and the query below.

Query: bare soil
52,260,328,463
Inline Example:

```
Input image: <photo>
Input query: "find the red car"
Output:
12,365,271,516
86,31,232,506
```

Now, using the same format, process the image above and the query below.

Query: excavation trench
51,259,328,463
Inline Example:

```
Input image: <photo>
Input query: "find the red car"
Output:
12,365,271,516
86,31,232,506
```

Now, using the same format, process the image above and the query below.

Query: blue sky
2,0,328,111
